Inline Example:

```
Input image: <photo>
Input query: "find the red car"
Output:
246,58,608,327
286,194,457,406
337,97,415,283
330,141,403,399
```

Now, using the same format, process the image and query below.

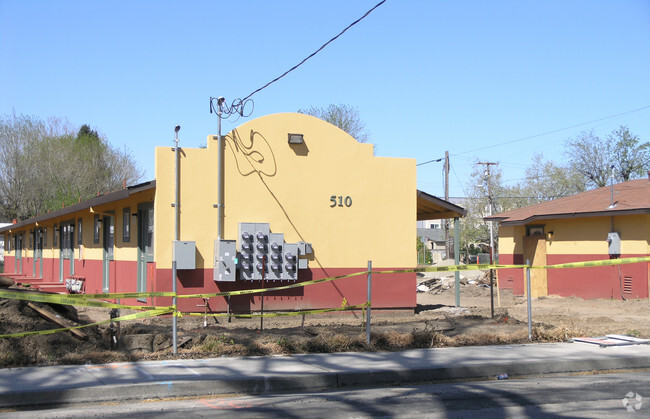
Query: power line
416,105,650,166
240,0,387,102
451,105,650,158
416,157,444,166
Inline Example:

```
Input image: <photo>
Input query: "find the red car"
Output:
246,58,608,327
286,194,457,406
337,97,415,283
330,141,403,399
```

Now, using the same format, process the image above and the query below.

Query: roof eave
0,180,156,233
497,208,650,226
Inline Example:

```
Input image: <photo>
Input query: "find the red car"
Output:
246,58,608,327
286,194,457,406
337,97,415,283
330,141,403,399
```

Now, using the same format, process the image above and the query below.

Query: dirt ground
1,268,649,368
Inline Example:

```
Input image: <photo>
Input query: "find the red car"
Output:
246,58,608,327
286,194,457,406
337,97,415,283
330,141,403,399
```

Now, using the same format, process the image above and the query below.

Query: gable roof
485,178,650,226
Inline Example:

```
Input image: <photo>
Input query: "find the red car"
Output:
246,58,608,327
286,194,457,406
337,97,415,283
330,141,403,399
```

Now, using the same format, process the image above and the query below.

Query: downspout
217,97,225,240
216,97,231,319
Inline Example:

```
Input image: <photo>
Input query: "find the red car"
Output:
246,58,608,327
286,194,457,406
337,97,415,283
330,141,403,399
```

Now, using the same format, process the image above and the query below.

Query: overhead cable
240,0,387,102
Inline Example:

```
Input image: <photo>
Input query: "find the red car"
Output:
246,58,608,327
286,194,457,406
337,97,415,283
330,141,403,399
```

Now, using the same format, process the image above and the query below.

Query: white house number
330,195,352,208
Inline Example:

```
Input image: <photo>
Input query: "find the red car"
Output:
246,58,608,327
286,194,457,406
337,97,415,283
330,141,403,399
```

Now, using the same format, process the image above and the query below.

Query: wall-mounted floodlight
288,133,304,145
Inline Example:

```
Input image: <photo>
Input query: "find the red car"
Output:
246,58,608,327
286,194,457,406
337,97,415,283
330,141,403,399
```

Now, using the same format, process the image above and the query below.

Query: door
523,235,548,297
59,222,74,282
102,216,114,292
15,234,23,274
33,229,43,278
137,203,154,302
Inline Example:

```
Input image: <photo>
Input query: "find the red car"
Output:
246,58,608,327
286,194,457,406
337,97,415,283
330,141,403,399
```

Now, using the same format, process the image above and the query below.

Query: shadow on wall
225,129,345,301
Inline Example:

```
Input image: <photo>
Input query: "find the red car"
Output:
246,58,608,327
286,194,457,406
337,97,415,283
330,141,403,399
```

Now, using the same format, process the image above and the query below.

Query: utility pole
477,161,498,319
476,161,498,263
444,151,450,259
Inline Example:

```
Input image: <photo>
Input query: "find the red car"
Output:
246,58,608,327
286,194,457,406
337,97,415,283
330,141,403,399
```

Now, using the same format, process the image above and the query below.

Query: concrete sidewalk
1,342,649,408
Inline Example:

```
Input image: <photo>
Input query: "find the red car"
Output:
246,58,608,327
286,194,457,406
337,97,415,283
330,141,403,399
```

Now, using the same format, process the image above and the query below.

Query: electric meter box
607,232,621,256
173,240,196,270
214,239,237,282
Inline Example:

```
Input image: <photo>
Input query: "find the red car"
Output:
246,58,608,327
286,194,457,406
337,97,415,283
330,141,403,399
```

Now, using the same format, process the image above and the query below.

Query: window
29,230,33,249
526,225,544,236
123,207,131,242
43,228,47,247
94,215,100,244
77,218,83,245
53,224,58,247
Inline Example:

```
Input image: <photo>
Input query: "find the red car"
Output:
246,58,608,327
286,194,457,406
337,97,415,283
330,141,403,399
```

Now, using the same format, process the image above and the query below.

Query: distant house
417,225,446,263
485,177,650,300
0,223,10,263
416,194,467,263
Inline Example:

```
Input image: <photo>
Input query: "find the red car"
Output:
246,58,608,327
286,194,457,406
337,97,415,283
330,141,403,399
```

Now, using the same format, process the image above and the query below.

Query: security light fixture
288,133,304,145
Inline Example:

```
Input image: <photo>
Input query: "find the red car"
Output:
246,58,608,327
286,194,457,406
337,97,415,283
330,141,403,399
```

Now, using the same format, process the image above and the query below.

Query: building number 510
330,195,352,207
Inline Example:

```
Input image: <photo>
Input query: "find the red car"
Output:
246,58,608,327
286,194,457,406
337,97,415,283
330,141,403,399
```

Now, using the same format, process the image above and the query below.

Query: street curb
1,351,649,408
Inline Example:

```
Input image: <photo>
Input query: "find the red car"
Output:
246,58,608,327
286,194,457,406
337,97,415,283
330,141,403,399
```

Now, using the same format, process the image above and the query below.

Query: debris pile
417,270,492,294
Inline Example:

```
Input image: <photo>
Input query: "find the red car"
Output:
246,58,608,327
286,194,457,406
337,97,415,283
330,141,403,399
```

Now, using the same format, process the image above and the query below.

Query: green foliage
0,112,143,220
416,237,432,265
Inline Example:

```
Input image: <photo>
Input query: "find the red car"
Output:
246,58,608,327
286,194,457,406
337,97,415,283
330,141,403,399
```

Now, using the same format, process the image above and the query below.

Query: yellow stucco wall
154,113,416,269
2,189,154,262
498,214,650,256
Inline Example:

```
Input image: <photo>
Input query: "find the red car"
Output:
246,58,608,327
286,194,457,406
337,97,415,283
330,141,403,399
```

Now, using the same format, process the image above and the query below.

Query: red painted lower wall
497,253,649,300
3,256,416,312
157,267,416,313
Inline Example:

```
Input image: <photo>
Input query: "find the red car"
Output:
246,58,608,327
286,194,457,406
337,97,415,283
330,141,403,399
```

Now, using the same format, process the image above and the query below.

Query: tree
516,153,586,204
565,126,649,188
298,104,371,144
0,112,143,221
460,164,511,256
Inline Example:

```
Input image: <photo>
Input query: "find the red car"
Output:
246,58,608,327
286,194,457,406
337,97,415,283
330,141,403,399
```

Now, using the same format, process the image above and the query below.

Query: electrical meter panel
235,222,310,282
213,239,236,282
239,222,270,281
266,232,284,281
282,243,299,280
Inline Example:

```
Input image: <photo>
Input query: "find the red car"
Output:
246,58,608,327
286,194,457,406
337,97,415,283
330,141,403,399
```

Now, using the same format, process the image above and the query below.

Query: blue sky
1,0,649,199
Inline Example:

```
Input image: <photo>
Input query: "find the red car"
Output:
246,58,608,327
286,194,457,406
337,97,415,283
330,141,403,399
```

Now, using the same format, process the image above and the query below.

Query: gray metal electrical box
173,240,196,270
214,239,236,282
607,232,621,256
267,232,284,281
282,242,299,280
239,222,270,281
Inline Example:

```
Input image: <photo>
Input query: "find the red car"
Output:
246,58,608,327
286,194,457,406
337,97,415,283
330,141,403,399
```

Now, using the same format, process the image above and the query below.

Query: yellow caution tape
2,255,648,319
375,256,650,275
179,302,370,319
62,291,176,299
373,264,523,275
0,308,172,338
0,290,173,311
533,256,650,270
178,270,368,299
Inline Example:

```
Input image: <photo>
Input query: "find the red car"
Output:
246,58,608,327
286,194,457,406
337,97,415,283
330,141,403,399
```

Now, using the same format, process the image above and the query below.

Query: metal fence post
366,260,372,345
526,260,532,341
